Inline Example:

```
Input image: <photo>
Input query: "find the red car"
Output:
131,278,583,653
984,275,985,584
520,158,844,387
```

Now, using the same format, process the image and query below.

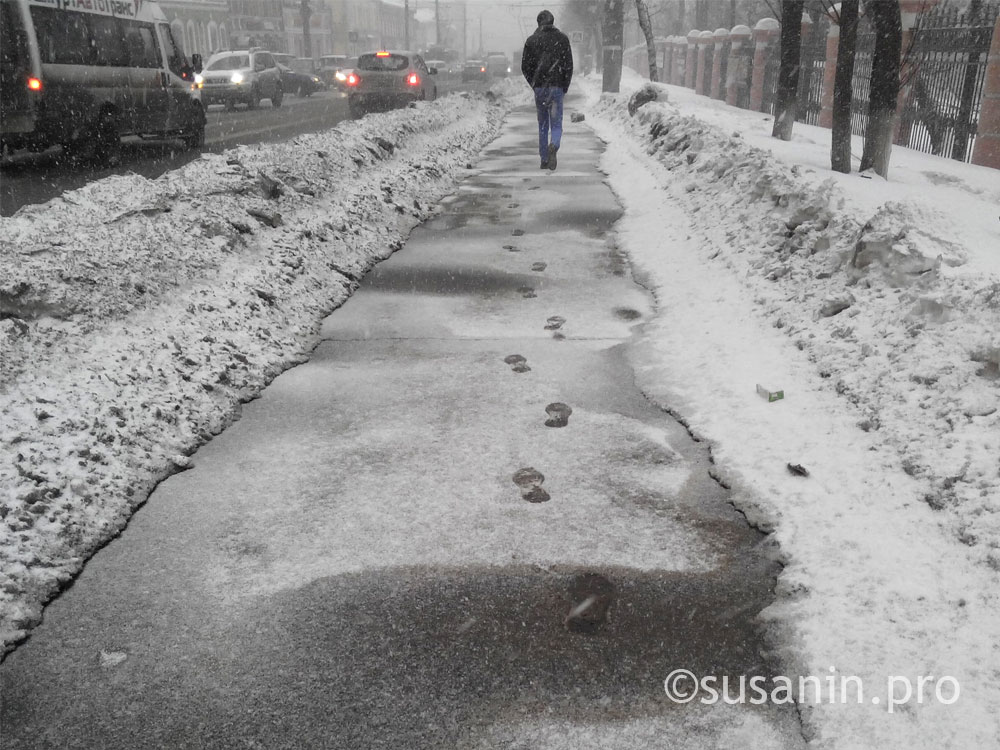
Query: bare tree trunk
300,0,312,59
602,0,625,92
831,0,859,173
771,0,805,140
635,0,658,81
859,0,902,177
695,0,708,30
730,0,737,29
677,0,686,34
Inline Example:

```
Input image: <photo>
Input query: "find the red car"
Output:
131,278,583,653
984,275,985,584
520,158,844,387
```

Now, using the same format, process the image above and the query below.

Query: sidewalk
0,103,800,749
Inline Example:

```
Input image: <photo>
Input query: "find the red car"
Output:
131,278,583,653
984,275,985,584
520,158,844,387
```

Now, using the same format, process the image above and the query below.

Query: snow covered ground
583,71,1000,748
0,83,525,653
3,60,999,748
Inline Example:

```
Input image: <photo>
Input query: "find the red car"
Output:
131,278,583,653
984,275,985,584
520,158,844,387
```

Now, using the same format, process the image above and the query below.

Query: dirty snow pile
585,74,1000,748
0,84,522,654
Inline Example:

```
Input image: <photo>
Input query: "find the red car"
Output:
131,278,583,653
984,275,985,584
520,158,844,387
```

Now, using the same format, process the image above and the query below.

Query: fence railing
629,1,1000,168
849,1,999,162
898,2,999,160
730,41,753,110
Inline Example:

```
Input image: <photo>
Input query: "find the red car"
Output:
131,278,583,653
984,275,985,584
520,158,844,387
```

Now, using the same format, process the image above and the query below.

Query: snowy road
0,107,800,748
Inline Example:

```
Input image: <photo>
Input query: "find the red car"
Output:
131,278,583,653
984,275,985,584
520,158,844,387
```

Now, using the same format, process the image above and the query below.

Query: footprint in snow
512,467,550,503
531,262,547,272
614,307,642,321
518,286,537,299
503,354,531,373
503,244,520,252
512,229,525,236
544,316,566,331
544,403,573,428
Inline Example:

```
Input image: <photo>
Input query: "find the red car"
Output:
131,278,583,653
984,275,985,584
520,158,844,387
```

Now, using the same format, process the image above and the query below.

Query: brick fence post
710,28,729,99
685,30,699,88
750,18,780,112
972,12,1000,168
726,24,752,106
696,30,713,94
818,5,842,129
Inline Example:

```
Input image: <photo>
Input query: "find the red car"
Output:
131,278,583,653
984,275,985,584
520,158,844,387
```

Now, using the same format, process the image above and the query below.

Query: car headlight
194,73,204,85
335,71,347,82
231,72,244,84
312,76,321,83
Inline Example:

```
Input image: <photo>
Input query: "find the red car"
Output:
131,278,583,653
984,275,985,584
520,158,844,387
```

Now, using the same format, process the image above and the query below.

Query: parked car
276,63,322,97
462,59,488,82
196,49,283,110
344,51,437,117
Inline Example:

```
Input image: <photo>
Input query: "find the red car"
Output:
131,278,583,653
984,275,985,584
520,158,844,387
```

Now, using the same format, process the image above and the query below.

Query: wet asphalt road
0,103,803,748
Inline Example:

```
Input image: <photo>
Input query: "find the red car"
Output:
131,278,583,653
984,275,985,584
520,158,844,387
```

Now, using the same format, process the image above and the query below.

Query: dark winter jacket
521,24,574,93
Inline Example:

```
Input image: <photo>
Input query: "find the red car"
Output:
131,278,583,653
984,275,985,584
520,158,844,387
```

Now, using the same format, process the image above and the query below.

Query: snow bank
591,83,1000,567
585,76,1000,749
0,83,522,654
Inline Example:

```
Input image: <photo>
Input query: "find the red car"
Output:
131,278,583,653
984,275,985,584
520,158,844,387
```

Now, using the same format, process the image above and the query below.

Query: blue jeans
533,87,564,160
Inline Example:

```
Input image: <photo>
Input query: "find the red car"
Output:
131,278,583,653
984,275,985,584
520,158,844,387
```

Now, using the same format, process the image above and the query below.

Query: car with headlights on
196,49,283,110
318,54,353,89
344,51,437,117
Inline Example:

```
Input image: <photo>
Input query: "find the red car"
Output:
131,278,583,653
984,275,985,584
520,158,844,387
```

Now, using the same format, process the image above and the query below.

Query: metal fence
729,40,754,109
761,15,829,123
797,17,829,125
851,0,999,162
849,17,878,141
702,41,715,92
761,38,781,113
716,38,731,97
898,2,999,160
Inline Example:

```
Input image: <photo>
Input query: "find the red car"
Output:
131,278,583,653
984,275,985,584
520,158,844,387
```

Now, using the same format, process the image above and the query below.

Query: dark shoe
547,143,558,171
540,160,549,169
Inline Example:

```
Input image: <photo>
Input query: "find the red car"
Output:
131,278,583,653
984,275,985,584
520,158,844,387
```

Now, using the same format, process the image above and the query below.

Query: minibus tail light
27,77,42,91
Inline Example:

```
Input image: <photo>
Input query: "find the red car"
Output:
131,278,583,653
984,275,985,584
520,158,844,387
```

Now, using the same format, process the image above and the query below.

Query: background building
159,0,231,58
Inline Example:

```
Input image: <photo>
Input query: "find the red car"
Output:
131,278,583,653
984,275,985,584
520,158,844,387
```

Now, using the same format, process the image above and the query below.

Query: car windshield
357,53,408,71
206,54,249,71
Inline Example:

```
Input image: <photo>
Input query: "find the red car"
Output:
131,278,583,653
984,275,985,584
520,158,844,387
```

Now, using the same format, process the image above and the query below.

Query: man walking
521,10,574,171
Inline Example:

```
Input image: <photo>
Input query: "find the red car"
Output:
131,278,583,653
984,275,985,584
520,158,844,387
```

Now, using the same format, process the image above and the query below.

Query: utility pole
405,0,410,50
435,0,441,45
